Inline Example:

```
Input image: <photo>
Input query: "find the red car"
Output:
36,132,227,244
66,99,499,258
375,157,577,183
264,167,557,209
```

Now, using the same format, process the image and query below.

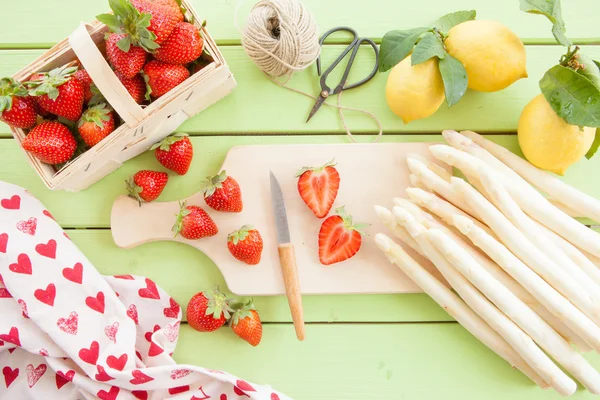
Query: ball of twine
240,0,320,78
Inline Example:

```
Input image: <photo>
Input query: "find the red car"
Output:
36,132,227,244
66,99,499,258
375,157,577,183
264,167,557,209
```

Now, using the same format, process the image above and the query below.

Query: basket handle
69,23,146,126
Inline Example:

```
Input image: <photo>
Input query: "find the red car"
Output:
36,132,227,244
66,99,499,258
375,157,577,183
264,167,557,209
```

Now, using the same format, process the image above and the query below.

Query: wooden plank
173,323,600,400
1,135,598,227
0,0,599,48
2,45,600,136
71,230,450,322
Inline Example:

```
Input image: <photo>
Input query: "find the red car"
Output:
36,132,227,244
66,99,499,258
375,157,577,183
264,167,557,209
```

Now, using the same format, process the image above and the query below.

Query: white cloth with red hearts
0,181,289,400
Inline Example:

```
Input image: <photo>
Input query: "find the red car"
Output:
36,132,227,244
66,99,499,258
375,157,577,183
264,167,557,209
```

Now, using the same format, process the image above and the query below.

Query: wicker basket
10,0,236,192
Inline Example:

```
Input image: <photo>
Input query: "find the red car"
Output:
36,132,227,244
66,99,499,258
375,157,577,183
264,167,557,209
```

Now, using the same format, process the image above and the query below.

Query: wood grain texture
277,243,306,340
174,323,600,400
0,0,599,47
2,45,600,136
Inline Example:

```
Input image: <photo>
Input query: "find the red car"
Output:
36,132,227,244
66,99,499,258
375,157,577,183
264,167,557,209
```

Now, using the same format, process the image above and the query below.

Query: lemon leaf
585,129,600,159
439,53,468,107
434,10,476,34
519,0,571,46
379,27,429,72
411,32,445,66
540,65,600,128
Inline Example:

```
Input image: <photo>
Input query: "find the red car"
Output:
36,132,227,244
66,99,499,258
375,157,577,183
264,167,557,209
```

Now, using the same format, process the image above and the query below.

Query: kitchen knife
269,170,305,341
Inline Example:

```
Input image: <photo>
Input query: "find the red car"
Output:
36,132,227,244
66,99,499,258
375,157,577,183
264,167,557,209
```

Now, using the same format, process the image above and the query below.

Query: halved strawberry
318,206,368,265
296,159,340,218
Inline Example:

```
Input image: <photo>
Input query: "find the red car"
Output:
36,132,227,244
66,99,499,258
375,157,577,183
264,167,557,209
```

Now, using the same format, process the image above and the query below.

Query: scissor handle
316,26,359,76
338,37,379,92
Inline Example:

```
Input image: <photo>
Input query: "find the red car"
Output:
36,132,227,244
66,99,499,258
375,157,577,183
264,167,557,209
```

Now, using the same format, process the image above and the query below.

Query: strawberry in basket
26,65,84,121
0,78,38,129
154,21,203,65
142,60,189,99
78,103,116,147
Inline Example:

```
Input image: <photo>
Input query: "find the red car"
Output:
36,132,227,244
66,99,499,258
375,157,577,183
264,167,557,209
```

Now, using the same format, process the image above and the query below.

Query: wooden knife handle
277,243,305,341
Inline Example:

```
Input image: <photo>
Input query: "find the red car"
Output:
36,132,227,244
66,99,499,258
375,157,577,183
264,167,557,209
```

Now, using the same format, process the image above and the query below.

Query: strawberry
154,22,203,65
27,73,51,117
172,201,218,239
106,33,148,79
126,170,168,205
227,225,263,265
142,60,190,99
131,0,180,44
186,288,232,332
73,69,98,104
21,121,77,165
230,301,262,346
78,103,116,147
297,159,340,218
318,206,368,265
202,171,243,212
150,132,193,175
115,72,146,104
154,0,184,22
0,78,37,129
27,65,84,120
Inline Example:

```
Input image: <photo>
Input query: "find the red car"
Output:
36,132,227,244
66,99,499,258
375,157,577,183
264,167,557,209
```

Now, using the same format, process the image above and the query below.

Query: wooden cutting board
111,143,448,296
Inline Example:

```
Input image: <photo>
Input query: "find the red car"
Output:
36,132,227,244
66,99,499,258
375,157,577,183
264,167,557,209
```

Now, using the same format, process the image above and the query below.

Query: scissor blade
269,171,291,244
306,95,326,123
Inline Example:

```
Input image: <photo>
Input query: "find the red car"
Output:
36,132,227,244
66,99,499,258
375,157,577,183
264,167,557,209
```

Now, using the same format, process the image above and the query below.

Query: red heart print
191,387,210,400
62,263,83,284
114,274,134,280
104,322,119,343
220,395,227,400
9,254,32,275
18,299,29,319
0,288,12,298
144,325,160,342
26,363,46,388
234,386,250,397
271,394,281,400
63,232,70,240
168,385,190,395
0,233,8,253
85,291,105,314
138,278,160,299
163,297,180,318
126,304,139,325
236,380,256,392
97,386,120,400
7,348,15,354
148,341,164,357
56,311,78,335
0,274,4,285
55,370,74,390
130,370,154,385
0,327,21,346
35,239,57,259
42,210,55,220
16,217,37,236
79,341,99,365
34,283,56,306
132,390,148,400
1,195,20,210
3,366,18,388
95,365,114,382
170,368,191,380
106,353,128,371
39,348,49,356
136,351,143,361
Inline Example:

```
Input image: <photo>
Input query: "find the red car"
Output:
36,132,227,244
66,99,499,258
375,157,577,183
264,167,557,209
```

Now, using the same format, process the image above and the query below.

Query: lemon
518,94,595,175
385,55,445,123
445,20,527,92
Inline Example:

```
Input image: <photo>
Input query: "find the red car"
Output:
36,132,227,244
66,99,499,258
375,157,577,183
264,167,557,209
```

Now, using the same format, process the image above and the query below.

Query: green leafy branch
379,10,475,107
521,0,600,159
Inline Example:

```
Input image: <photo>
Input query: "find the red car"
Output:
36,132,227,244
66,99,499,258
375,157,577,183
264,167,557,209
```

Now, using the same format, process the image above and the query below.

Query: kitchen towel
0,181,289,400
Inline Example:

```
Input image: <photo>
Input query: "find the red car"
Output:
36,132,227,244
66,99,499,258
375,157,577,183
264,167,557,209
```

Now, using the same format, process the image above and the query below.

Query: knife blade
269,171,305,341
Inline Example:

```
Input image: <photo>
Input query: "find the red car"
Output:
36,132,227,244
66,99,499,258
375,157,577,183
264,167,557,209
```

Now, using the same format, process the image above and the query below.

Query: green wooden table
1,1,600,398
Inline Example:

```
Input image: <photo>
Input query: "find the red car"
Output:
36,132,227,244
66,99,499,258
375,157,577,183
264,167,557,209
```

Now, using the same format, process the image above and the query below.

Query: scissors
306,26,379,123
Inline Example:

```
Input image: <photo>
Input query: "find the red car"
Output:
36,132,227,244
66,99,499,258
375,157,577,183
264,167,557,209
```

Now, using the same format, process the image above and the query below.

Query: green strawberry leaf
411,32,445,66
434,10,476,34
96,14,122,32
585,128,600,159
379,27,430,72
116,35,132,52
519,0,571,46
439,53,468,107
539,64,600,128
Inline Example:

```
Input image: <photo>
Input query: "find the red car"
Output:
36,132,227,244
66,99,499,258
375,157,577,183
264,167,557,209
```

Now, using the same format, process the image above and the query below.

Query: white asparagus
452,214,598,353
548,197,582,218
391,202,585,349
478,167,600,302
406,155,478,218
432,141,600,258
393,209,564,392
374,233,550,390
452,177,600,325
461,129,600,223
409,174,430,191
583,250,600,269
406,153,453,182
375,205,424,258
428,228,599,395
